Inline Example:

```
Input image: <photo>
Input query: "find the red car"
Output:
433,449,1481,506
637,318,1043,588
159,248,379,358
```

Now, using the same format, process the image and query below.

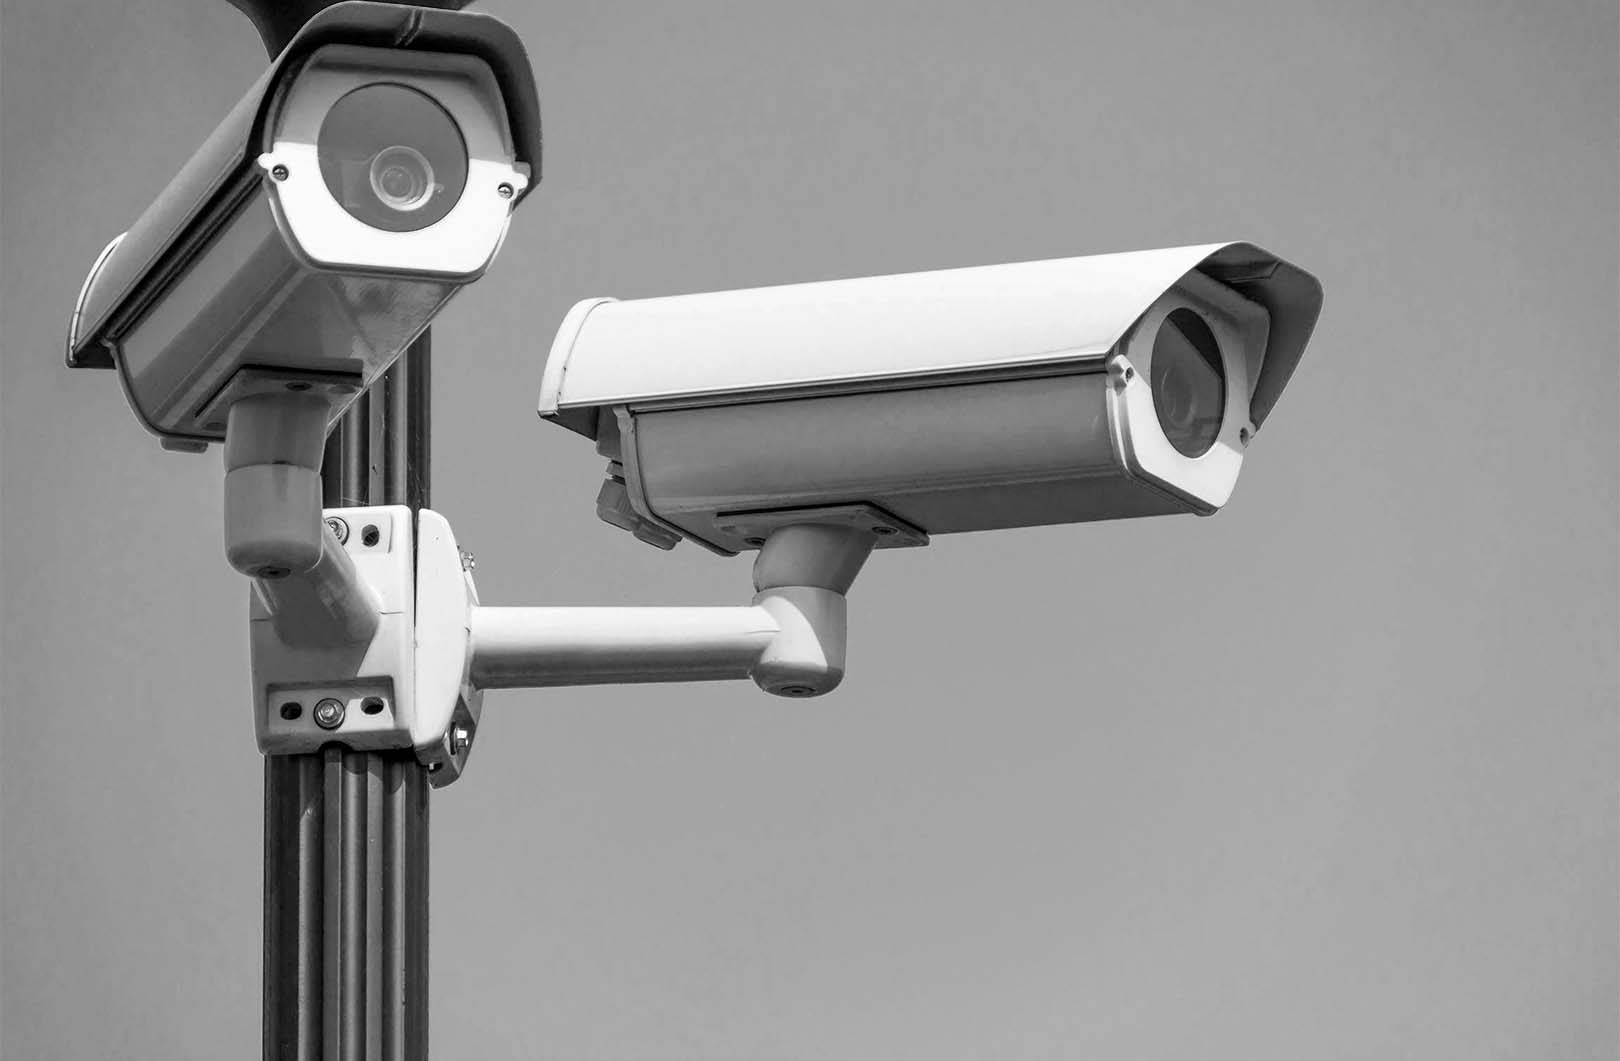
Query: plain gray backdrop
3,0,1616,1057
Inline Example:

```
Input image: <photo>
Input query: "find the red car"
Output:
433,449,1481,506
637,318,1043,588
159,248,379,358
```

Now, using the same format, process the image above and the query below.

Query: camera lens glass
318,83,467,233
1150,308,1226,458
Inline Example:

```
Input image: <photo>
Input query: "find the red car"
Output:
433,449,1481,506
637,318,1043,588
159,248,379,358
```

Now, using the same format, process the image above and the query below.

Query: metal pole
220,8,463,1056
266,337,433,1060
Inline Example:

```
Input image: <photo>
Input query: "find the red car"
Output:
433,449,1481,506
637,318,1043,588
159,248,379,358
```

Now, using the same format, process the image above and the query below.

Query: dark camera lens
318,83,467,233
1150,308,1226,458
369,146,434,211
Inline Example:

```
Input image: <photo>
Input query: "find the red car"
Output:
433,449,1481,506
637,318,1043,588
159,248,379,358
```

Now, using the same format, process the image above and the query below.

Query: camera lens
369,146,434,211
318,83,467,233
1150,308,1225,458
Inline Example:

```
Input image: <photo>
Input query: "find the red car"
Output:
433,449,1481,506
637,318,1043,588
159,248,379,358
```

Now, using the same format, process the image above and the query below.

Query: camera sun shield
539,242,1322,553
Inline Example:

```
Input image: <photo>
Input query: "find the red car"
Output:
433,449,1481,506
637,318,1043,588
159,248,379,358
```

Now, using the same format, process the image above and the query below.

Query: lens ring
368,146,435,212
1149,308,1226,458
317,83,467,233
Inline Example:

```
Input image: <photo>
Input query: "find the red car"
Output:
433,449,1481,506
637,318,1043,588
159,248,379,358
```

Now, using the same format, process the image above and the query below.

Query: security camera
538,241,1321,555
65,0,541,450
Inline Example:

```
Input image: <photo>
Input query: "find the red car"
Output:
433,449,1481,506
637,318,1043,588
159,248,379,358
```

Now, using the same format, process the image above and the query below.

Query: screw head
459,550,476,572
450,725,472,753
270,163,289,181
313,698,346,730
325,516,350,544
496,182,514,199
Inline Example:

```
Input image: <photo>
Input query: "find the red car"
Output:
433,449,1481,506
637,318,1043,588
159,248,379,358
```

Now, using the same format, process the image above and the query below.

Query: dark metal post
265,338,433,1059
221,7,466,1056
265,338,434,1061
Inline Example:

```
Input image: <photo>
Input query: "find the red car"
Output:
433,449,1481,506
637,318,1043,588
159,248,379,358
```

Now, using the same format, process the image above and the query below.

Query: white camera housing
66,1,541,448
539,242,1321,554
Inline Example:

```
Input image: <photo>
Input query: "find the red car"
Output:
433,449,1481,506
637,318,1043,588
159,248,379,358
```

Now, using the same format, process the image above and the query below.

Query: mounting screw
497,182,515,199
325,516,350,544
451,725,472,754
459,550,476,572
270,163,289,181
313,698,345,730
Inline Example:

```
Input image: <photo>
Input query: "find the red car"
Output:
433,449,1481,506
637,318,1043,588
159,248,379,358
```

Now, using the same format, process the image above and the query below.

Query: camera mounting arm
467,523,877,698
240,507,876,786
224,391,381,647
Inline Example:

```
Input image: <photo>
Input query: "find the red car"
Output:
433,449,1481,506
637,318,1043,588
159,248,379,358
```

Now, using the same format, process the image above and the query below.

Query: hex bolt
450,725,472,754
313,698,346,730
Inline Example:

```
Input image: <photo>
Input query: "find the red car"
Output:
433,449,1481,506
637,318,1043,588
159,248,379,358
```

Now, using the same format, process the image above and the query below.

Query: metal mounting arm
223,392,381,647
242,511,880,782
465,523,877,698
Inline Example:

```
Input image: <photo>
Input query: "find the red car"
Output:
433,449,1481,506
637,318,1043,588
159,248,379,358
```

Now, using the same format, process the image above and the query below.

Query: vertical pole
265,337,433,1060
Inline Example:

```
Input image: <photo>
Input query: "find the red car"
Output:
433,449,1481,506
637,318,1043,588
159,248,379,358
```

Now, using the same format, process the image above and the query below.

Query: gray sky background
3,1,1616,1057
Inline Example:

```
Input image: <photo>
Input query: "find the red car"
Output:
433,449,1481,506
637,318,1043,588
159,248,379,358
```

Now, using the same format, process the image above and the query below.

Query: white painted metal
538,242,1322,552
1102,268,1268,512
539,241,1313,426
260,45,529,277
464,520,875,697
413,509,484,785
251,506,418,755
70,45,528,445
469,606,780,688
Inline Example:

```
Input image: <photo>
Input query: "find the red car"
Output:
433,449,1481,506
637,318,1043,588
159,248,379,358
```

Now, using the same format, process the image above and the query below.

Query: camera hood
539,242,1322,437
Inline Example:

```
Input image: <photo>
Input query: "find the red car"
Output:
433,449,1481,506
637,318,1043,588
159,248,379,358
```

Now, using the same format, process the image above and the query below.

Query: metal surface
268,336,432,1060
537,242,1321,435
263,747,430,1060
69,1,543,374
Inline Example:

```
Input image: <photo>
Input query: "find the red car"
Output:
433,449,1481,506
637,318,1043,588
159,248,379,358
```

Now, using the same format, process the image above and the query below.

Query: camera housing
538,242,1322,554
66,0,541,448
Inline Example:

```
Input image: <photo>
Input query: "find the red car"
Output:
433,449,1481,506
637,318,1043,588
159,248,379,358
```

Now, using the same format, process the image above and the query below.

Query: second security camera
66,1,541,448
539,242,1322,554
